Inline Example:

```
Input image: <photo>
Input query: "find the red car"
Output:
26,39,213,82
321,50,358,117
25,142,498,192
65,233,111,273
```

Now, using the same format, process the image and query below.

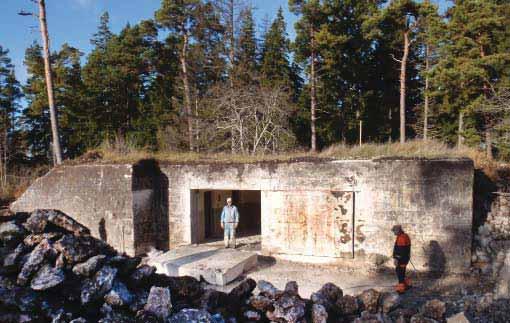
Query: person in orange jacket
392,225,412,293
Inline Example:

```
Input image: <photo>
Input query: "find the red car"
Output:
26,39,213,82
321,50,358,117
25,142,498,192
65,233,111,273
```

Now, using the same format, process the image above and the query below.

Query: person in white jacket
220,197,239,248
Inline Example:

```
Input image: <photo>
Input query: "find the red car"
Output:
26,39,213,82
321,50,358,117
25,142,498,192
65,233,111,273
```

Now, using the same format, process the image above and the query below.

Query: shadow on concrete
425,240,446,279
132,159,169,255
99,217,107,242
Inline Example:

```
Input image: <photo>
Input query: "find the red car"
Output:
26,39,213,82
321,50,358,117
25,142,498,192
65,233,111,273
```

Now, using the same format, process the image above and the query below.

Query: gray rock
55,234,108,265
73,255,106,277
129,265,155,286
312,303,328,323
410,314,438,323
3,243,28,268
421,299,446,321
285,281,299,296
51,311,73,323
228,278,256,300
311,282,343,313
129,289,149,313
17,239,53,286
495,250,510,299
337,294,360,315
106,255,141,277
249,295,273,311
380,292,401,313
31,264,65,290
23,210,49,233
104,280,134,306
257,280,280,299
24,209,90,236
358,289,381,314
23,232,62,247
144,286,172,321
267,293,306,323
46,210,90,236
169,309,215,323
244,310,261,321
69,318,88,323
81,265,118,304
446,312,471,323
0,221,25,244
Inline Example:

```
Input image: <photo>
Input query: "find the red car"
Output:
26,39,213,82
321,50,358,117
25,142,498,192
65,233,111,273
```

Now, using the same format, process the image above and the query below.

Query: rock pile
0,210,208,322
472,193,510,277
0,209,477,322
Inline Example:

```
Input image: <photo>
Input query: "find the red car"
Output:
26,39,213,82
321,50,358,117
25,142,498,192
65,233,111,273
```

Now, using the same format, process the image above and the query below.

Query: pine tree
235,7,258,84
430,0,510,157
290,0,324,152
156,0,202,152
261,7,293,89
0,46,22,185
91,12,113,51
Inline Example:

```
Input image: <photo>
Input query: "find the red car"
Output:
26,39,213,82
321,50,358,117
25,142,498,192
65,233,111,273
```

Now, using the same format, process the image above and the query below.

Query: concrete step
147,245,258,286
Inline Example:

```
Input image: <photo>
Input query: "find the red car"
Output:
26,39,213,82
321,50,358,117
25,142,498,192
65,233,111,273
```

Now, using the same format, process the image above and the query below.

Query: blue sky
0,0,448,84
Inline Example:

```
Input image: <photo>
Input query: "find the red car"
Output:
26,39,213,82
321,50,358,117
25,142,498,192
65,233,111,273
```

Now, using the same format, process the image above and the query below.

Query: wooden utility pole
38,0,62,165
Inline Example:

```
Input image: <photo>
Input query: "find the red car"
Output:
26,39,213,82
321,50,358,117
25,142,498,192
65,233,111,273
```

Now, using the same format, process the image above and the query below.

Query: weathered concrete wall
11,158,474,273
11,165,136,255
162,158,473,273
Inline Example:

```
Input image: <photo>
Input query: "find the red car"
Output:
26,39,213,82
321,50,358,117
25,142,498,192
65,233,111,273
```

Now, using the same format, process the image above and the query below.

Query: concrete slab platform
147,245,258,286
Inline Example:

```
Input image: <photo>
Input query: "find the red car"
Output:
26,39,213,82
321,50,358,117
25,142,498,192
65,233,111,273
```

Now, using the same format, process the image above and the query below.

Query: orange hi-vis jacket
393,232,411,264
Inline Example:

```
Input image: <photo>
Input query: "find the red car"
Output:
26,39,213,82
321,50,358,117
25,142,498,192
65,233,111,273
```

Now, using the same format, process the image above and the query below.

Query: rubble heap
0,209,506,322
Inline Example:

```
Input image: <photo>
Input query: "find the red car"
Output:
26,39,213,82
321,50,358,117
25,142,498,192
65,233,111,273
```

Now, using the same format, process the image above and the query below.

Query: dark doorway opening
192,190,261,243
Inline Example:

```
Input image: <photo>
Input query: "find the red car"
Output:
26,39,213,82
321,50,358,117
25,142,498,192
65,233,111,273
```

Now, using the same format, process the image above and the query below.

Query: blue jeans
223,223,236,248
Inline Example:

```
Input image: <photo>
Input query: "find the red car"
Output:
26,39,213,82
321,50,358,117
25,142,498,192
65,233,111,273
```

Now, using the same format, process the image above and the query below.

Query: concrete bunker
11,158,475,273
190,189,261,243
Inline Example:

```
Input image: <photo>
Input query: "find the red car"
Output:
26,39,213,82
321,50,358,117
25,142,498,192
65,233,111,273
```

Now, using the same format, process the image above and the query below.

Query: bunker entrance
191,190,261,243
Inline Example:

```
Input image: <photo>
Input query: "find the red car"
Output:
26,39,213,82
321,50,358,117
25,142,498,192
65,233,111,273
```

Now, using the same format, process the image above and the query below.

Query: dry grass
0,166,49,207
75,139,494,169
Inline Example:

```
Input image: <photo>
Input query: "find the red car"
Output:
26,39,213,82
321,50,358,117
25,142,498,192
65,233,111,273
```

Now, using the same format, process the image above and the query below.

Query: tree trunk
479,45,493,160
180,33,193,152
486,129,493,160
399,30,410,144
38,0,62,165
310,26,317,152
457,111,464,148
359,120,363,146
423,44,430,140
228,0,235,88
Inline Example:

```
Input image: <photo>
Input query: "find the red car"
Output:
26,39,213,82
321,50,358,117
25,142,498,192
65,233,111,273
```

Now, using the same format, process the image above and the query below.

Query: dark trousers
396,264,407,283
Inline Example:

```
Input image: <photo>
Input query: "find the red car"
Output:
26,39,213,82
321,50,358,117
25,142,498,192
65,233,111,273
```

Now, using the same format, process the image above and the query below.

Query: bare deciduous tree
199,83,296,154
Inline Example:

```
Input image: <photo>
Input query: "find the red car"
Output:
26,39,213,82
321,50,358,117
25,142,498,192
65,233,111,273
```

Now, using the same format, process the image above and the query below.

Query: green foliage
10,0,510,164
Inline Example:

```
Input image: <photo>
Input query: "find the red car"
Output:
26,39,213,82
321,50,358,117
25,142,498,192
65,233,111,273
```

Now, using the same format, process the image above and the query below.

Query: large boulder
266,293,306,323
358,289,381,314
104,280,134,307
24,210,90,236
144,286,173,321
30,264,65,290
17,239,54,286
81,266,118,304
72,255,107,277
